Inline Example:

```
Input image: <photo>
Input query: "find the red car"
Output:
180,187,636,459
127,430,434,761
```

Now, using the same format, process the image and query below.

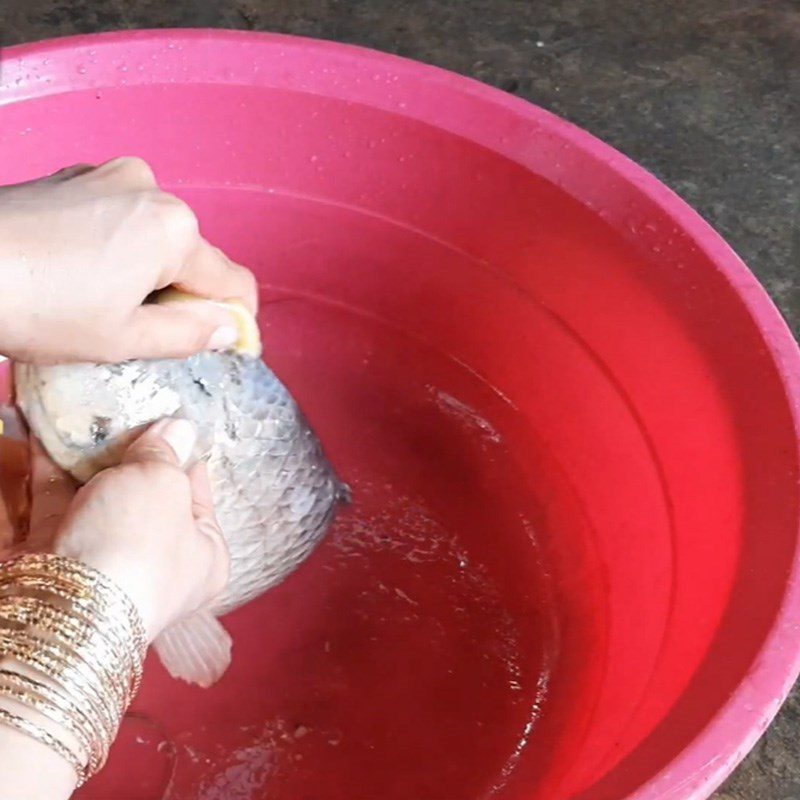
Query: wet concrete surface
1,1,799,797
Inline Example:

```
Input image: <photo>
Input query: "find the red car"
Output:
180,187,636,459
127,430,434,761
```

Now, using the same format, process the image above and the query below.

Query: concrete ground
1,1,798,797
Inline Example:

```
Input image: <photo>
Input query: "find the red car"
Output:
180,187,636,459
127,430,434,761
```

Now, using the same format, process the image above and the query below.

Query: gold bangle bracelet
0,706,86,783
0,656,111,774
0,681,96,772
0,555,146,657
0,589,143,694
0,600,129,692
0,631,118,740
0,609,131,709
0,554,147,782
0,668,96,734
0,568,146,662
0,560,146,659
0,567,146,680
0,669,98,760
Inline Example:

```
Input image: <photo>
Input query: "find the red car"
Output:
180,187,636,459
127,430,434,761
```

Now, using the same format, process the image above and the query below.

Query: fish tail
153,610,232,688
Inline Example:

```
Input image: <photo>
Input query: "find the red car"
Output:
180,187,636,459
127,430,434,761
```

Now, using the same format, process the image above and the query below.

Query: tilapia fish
15,352,346,686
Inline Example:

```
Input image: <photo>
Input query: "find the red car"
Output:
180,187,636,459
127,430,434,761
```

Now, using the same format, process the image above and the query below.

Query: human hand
26,418,229,641
0,157,257,363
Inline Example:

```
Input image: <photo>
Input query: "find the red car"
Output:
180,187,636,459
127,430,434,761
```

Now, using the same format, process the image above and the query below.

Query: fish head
15,360,185,483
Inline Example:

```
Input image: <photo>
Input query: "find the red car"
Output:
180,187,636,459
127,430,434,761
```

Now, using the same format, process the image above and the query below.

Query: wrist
52,544,161,642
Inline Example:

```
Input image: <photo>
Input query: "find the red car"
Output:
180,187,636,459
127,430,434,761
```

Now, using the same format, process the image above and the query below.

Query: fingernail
158,418,196,466
208,325,238,351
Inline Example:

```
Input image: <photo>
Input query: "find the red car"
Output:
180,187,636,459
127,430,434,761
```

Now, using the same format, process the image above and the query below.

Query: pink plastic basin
0,29,799,800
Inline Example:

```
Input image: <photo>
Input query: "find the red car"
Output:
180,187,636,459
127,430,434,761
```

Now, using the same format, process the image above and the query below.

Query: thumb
113,303,239,361
188,460,229,600
123,418,197,469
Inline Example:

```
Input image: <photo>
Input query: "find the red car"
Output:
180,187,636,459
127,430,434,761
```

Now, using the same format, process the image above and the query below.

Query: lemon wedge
156,288,262,358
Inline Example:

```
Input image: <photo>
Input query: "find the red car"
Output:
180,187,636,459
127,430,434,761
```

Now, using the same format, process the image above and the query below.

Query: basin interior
0,37,797,800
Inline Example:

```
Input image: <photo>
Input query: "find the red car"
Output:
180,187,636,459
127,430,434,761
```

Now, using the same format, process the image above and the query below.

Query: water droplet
309,155,319,163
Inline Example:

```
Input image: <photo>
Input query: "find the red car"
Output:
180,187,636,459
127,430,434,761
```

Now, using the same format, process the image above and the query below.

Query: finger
28,439,77,548
193,513,230,606
175,239,258,315
188,461,216,519
94,156,157,189
187,461,229,601
122,418,197,469
112,303,239,361
48,163,95,181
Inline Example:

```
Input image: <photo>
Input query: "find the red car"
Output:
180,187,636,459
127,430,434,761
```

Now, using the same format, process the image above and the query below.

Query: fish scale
15,352,346,618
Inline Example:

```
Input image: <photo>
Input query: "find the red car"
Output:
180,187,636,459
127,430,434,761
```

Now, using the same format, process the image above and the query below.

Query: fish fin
0,405,30,552
153,610,232,688
0,404,27,441
338,482,353,505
